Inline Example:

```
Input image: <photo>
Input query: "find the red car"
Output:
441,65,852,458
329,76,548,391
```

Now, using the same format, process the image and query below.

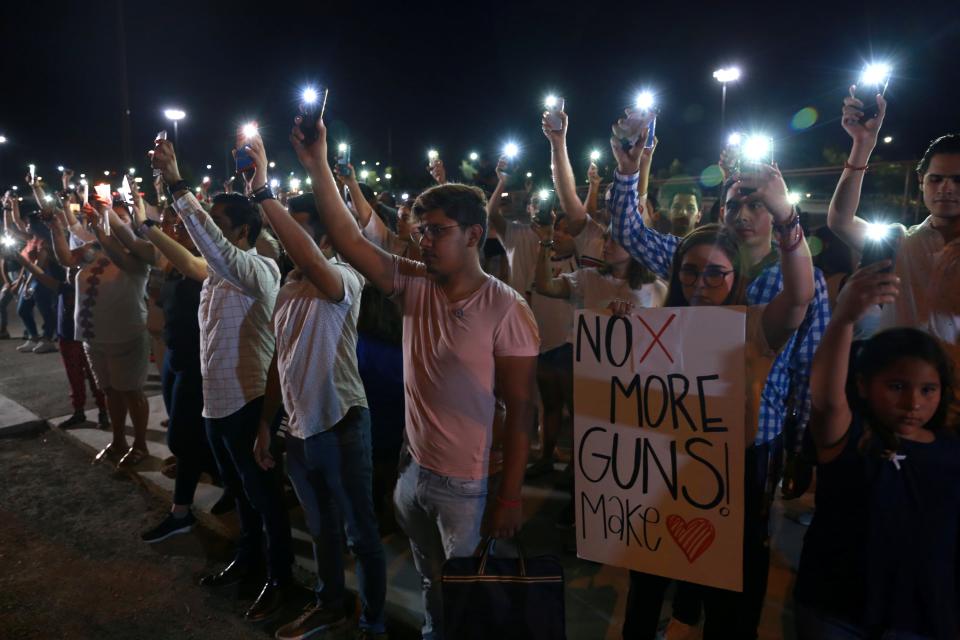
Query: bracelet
772,207,800,235
251,185,275,203
138,219,159,237
539,239,555,248
844,161,869,171
779,226,805,253
166,180,189,196
496,495,522,509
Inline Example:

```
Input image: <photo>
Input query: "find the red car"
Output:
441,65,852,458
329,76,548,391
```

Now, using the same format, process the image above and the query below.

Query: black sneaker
97,409,110,430
141,511,196,543
58,410,87,429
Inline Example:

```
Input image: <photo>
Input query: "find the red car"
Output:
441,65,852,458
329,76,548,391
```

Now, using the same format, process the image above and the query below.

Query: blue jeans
393,449,489,640
205,396,293,581
161,350,217,506
285,407,386,633
794,601,935,640
18,280,56,340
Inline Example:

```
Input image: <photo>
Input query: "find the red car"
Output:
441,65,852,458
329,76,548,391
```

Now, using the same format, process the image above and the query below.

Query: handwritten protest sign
573,307,746,591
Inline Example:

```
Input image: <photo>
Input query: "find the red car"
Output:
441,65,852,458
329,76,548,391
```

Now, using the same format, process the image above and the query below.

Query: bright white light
0,136,7,144
205,164,212,170
242,123,258,138
269,161,276,168
68,183,75,189
635,91,655,111
289,178,301,191
866,222,890,242
338,143,348,153
713,67,742,83
79,173,85,178
103,170,110,176
302,87,318,104
883,136,893,144
727,132,743,147
304,177,311,186
375,178,381,183
743,135,772,162
545,95,559,109
128,168,135,175
538,189,550,201
375,162,380,166
28,164,35,174
1,235,15,248
860,63,892,87
469,152,479,161
58,165,65,172
202,176,210,183
195,187,202,193
79,179,87,186
361,161,366,166
401,192,410,200
360,170,370,180
385,173,392,180
525,172,532,178
134,177,142,184
503,143,519,159
589,150,601,161
787,192,801,205
11,186,18,191
427,149,439,161
164,108,186,121
270,179,279,189
44,195,53,203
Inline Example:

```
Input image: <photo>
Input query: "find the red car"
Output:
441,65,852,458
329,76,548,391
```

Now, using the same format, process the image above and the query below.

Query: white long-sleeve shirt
174,192,280,419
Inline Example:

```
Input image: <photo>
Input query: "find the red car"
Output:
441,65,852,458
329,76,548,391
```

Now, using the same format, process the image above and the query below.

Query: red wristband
496,495,522,509
844,161,869,171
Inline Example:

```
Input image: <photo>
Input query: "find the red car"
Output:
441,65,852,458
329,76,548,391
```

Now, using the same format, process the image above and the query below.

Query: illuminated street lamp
712,66,741,133
163,108,186,144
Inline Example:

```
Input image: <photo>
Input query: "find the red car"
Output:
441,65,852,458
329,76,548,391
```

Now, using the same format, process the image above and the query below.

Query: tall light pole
163,108,186,146
713,67,741,134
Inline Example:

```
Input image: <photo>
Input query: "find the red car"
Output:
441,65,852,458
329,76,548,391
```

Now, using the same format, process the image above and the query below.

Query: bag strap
476,536,527,577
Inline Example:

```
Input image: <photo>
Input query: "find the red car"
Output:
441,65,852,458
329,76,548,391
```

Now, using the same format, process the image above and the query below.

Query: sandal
118,447,149,468
94,443,125,464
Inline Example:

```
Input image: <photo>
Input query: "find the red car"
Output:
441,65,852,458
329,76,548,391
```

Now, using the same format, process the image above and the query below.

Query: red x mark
636,313,677,364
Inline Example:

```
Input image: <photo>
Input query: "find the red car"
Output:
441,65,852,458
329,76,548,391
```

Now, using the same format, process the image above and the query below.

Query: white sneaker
32,339,58,354
16,340,39,353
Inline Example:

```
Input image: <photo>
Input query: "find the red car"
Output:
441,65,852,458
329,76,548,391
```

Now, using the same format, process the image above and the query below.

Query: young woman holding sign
623,165,815,639
794,263,960,639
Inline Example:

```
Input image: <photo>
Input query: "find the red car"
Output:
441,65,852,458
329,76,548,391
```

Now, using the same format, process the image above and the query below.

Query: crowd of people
2,85,959,640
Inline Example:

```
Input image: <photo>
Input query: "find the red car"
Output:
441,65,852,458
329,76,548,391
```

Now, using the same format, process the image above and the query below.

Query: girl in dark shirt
796,262,960,640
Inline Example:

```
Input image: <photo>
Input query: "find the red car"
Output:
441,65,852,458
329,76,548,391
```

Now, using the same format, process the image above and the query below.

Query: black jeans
161,350,218,506
205,396,292,581
623,437,782,640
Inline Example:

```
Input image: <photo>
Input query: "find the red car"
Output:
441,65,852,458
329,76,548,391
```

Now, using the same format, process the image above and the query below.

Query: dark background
1,0,958,194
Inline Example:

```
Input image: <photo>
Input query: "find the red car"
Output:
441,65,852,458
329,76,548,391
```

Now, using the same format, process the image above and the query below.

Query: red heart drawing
666,515,716,563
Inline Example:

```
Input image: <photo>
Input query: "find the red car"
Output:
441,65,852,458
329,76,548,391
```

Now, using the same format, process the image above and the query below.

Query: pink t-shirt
392,257,540,480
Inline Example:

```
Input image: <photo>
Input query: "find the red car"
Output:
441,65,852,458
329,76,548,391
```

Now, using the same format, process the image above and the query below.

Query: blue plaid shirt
610,171,830,447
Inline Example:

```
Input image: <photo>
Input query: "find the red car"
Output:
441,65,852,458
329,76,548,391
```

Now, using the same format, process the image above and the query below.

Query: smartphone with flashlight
298,86,329,146
69,203,81,214
153,131,168,178
534,191,555,226
235,145,255,176
644,116,657,149
336,144,351,176
545,97,565,132
28,164,36,183
616,108,656,150
119,176,134,206
859,225,904,273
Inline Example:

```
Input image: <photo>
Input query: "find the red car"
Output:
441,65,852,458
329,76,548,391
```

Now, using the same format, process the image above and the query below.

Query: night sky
2,1,958,195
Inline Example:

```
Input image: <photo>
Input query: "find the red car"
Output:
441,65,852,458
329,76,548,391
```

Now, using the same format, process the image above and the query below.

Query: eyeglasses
411,223,461,242
677,265,734,288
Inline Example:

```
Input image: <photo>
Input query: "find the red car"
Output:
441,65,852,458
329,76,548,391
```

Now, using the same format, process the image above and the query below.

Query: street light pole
163,109,186,147
713,66,741,139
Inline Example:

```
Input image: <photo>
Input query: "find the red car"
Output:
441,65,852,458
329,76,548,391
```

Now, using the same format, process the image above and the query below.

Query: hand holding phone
298,86,328,146
152,131,168,178
336,143,351,176
859,224,904,273
544,96,565,132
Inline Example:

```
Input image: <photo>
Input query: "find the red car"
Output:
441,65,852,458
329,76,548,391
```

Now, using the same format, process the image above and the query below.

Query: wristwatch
139,219,159,237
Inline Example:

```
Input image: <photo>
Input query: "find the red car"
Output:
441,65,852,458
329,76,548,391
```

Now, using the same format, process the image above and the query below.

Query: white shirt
561,268,666,313
273,261,368,439
572,214,606,269
174,193,280,419
880,216,960,346
74,246,148,344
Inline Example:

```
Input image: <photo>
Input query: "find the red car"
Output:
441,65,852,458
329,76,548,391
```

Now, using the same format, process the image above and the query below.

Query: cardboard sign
573,307,746,591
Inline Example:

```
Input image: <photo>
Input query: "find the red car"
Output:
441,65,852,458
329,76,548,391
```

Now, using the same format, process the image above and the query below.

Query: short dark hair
664,224,749,307
413,183,488,245
287,193,326,239
916,134,960,176
212,193,262,245
851,328,955,452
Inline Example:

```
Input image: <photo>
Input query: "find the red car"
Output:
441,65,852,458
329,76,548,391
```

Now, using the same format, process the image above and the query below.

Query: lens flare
791,107,818,131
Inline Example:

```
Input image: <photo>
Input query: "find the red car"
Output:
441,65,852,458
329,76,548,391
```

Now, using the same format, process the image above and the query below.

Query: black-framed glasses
678,265,734,288
411,223,461,242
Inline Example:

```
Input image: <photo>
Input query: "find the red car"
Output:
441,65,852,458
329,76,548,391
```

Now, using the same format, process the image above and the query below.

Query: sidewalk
0,316,811,638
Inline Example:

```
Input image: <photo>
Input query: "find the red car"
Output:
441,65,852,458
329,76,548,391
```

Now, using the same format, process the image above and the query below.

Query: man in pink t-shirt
292,116,540,639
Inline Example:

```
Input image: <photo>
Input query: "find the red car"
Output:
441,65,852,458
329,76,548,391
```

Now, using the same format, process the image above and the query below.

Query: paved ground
0,312,813,639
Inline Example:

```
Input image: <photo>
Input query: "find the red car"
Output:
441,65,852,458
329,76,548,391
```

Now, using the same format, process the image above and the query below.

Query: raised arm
608,122,677,279
338,165,374,230
105,208,157,265
247,133,345,300
531,217,572,299
89,205,145,275
809,263,899,460
46,216,81,269
486,158,509,239
11,250,61,292
732,166,815,350
291,115,395,294
827,87,887,252
128,187,207,282
584,163,602,215
152,139,278,296
543,111,587,230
